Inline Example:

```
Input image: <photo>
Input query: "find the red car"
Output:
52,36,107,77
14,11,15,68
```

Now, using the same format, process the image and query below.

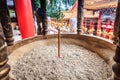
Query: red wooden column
89,20,94,34
14,0,35,39
97,11,102,36
105,20,110,39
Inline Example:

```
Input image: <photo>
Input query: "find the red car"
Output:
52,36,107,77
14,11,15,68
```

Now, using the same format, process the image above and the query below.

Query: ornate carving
0,25,10,80
0,0,14,46
77,0,84,35
0,0,14,79
1,17,14,46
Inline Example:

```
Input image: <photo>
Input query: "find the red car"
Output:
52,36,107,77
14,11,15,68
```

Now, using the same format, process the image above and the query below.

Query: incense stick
58,28,60,58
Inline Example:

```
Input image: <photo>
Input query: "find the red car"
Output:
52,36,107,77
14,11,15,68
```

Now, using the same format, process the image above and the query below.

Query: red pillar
81,20,85,33
97,11,102,36
105,20,111,39
14,0,35,39
89,20,94,34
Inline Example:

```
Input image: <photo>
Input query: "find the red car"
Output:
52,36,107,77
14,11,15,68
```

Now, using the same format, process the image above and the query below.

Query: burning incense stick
58,28,60,58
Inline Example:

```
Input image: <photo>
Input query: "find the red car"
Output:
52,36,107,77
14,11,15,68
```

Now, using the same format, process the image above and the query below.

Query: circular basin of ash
9,38,112,80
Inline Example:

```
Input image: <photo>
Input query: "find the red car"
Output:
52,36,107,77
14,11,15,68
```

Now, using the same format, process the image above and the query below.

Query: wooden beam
84,1,117,10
